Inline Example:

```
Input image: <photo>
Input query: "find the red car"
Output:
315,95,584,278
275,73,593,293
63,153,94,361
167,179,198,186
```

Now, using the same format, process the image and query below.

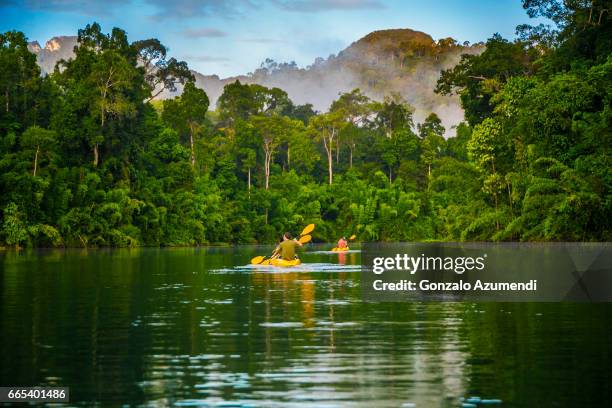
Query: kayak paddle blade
301,223,315,236
349,234,356,240
298,234,312,244
251,255,265,265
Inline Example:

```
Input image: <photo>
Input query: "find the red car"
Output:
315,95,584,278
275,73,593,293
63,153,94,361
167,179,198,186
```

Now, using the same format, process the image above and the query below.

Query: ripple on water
189,354,225,361
155,283,191,290
314,299,352,306
260,322,304,328
6,248,607,408
173,399,210,407
310,249,361,254
194,381,226,389
314,320,360,327
199,319,220,327
211,263,361,274
203,299,234,304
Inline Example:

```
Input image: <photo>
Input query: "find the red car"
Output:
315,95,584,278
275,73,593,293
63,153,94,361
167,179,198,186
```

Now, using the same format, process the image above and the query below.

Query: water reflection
0,247,611,407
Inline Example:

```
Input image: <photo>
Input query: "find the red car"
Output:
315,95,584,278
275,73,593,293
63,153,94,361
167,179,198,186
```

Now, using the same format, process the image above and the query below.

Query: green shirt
278,240,299,260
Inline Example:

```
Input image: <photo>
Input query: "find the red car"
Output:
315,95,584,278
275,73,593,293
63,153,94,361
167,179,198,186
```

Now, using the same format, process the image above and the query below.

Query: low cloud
182,27,228,38
183,54,231,62
240,37,288,44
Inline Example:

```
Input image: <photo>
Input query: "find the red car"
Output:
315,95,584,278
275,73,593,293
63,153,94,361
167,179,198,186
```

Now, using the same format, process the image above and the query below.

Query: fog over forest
29,29,483,136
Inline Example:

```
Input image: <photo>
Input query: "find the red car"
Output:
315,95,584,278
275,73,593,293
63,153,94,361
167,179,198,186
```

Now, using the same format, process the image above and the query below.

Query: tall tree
418,113,445,139
0,31,41,131
521,0,611,68
56,23,145,167
331,89,373,167
467,118,509,229
435,34,536,125
217,81,259,125
162,81,209,168
309,111,346,185
133,38,194,102
250,114,290,190
20,126,56,176
418,113,446,177
373,94,414,138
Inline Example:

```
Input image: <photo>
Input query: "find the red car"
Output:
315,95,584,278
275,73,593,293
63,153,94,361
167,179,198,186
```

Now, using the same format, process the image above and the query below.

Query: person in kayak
337,236,348,249
272,232,303,260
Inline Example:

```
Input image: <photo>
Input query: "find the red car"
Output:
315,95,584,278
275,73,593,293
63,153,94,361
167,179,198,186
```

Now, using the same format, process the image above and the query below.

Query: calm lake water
1,246,611,407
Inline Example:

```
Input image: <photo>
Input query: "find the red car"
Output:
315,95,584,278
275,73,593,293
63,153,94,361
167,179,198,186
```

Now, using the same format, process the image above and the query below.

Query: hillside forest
0,0,610,247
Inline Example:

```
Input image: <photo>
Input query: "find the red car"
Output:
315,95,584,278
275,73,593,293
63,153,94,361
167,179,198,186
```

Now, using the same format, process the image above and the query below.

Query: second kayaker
272,232,303,260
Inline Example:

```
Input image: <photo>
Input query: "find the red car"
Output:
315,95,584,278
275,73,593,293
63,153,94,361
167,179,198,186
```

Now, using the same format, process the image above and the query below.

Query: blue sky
1,0,544,77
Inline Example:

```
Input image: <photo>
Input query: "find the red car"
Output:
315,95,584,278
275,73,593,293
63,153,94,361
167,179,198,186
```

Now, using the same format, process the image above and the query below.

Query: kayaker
272,232,303,260
337,236,348,249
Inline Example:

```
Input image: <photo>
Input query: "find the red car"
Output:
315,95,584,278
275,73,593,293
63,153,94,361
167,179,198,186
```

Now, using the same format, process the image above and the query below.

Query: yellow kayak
331,247,349,252
259,258,302,267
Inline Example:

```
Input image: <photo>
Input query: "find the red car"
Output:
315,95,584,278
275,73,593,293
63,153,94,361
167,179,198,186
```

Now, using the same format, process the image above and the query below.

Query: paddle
298,234,312,244
251,224,316,264
250,255,266,265
301,224,315,236
349,234,357,240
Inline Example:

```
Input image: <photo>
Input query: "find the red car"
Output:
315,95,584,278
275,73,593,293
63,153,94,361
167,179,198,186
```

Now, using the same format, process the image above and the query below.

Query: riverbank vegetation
0,1,609,247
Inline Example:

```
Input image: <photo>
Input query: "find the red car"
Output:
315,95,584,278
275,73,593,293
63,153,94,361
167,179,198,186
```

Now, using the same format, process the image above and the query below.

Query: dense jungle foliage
0,1,610,247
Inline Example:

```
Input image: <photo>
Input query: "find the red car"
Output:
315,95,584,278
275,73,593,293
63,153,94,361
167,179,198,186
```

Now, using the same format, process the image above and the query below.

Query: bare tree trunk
336,137,340,164
323,134,334,185
287,145,291,169
189,123,196,168
96,102,103,167
248,167,251,199
328,148,333,184
33,145,39,176
145,86,167,103
494,193,500,231
265,154,269,190
93,144,99,167
598,9,606,25
265,150,271,190
96,78,110,168
507,182,513,212
190,133,196,167
349,145,353,168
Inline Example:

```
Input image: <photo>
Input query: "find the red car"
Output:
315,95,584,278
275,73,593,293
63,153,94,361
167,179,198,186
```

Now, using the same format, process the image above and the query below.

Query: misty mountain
28,29,483,135
27,36,78,75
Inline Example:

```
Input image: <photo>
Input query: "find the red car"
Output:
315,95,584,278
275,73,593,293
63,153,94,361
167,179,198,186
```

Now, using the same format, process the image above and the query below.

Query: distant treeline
0,1,610,247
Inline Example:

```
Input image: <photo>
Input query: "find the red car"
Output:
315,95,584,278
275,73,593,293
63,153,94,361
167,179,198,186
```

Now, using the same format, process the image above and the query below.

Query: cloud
182,27,228,38
273,0,384,12
240,37,288,44
1,0,383,18
145,0,257,20
1,0,127,15
183,54,231,62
